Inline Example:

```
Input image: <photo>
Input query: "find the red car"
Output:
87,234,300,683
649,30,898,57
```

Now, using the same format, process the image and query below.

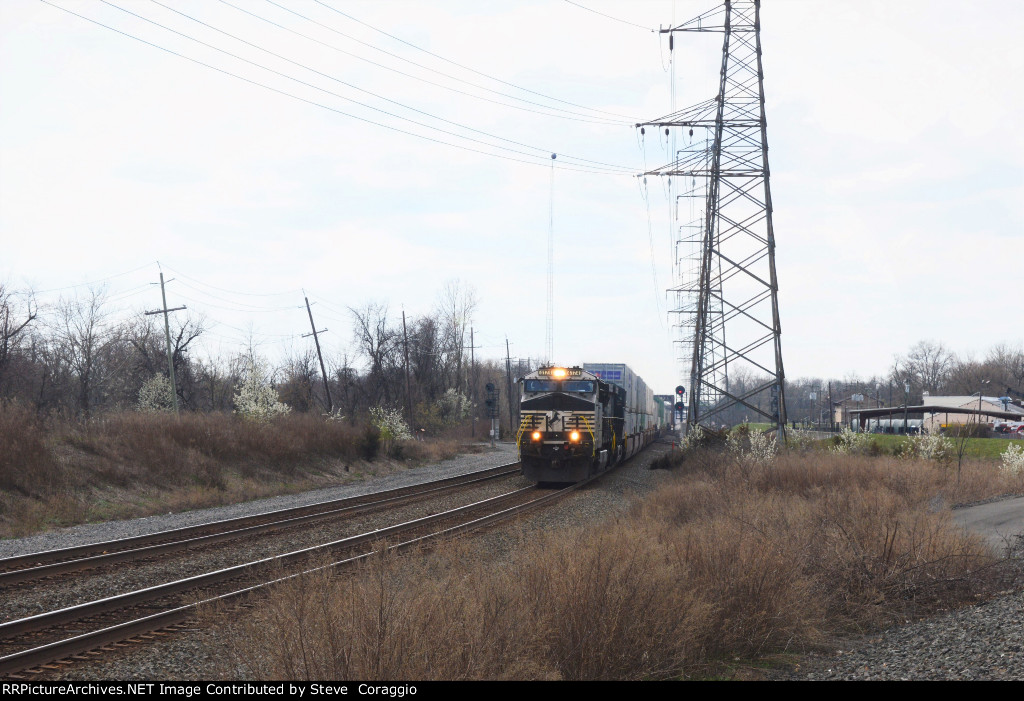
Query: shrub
786,427,818,451
357,424,381,461
1001,443,1024,475
435,389,472,425
830,427,875,455
685,424,729,450
369,406,411,442
901,431,954,464
727,427,776,465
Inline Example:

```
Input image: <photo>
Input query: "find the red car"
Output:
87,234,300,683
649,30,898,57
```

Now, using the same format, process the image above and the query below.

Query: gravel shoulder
0,444,519,559
767,498,1024,681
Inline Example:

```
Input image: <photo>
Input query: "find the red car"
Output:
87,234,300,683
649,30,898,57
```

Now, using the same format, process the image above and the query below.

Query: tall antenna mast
545,153,556,363
638,0,787,438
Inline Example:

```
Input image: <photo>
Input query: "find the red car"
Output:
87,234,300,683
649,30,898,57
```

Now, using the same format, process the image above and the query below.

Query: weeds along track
0,463,520,586
0,469,592,677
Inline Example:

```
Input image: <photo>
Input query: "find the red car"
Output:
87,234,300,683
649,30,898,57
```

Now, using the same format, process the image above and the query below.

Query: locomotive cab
517,366,620,482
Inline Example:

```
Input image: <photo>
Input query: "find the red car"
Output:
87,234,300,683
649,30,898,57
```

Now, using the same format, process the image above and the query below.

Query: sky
1,0,1022,394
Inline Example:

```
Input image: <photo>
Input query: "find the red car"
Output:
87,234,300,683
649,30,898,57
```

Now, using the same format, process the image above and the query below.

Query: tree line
0,280,530,434
716,339,1024,428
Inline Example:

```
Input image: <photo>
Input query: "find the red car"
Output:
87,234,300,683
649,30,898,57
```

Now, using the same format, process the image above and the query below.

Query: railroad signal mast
638,0,787,439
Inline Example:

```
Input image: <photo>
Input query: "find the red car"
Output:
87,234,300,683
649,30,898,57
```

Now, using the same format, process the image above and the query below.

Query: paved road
954,495,1024,552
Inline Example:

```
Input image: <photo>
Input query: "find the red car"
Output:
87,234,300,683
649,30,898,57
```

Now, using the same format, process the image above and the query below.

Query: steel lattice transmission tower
639,0,787,437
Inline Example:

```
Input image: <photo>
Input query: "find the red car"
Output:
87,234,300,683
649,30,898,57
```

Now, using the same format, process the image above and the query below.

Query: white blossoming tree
830,427,874,455
370,406,412,442
234,356,291,421
137,373,174,412
728,426,777,465
901,431,953,464
435,388,472,425
1002,443,1024,475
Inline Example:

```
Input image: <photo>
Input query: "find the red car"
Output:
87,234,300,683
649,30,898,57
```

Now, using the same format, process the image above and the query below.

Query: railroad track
0,466,593,677
0,462,520,586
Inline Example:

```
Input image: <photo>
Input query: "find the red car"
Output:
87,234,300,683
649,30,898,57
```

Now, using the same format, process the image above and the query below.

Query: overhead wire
139,0,636,173
217,0,629,127
107,282,159,304
171,290,298,315
156,279,300,313
311,0,640,122
641,176,666,328
562,0,657,33
41,0,633,176
302,294,352,317
160,264,301,297
30,261,158,295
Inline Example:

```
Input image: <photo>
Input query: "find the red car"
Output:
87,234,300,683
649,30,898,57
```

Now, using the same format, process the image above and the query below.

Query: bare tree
0,284,38,398
329,350,359,420
988,343,1024,391
349,302,400,407
277,347,320,412
408,314,443,404
891,340,954,396
51,287,115,416
194,352,242,412
436,280,477,394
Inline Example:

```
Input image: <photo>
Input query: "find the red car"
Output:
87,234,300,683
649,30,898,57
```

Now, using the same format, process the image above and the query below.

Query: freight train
515,364,668,482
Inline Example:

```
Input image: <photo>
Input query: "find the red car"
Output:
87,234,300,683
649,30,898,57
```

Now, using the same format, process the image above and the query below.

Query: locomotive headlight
553,368,567,377
569,431,580,442
531,431,542,441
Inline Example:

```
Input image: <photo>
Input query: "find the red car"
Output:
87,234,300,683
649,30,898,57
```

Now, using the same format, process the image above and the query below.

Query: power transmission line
136,0,636,173
216,0,631,126
311,0,640,122
562,0,657,32
40,0,633,175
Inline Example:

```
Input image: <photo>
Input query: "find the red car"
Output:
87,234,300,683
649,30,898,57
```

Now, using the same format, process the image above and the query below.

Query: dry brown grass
0,405,472,538
224,535,713,681
221,448,1021,680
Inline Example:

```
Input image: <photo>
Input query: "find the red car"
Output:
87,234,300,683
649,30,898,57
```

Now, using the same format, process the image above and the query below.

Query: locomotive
516,364,666,482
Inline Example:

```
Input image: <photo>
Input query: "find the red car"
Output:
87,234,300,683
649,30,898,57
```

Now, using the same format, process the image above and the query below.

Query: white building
921,395,1024,432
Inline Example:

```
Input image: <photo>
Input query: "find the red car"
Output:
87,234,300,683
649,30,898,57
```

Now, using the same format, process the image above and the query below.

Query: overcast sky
2,0,1021,393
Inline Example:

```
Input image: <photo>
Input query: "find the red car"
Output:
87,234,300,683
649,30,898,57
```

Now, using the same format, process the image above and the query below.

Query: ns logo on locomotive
516,363,669,482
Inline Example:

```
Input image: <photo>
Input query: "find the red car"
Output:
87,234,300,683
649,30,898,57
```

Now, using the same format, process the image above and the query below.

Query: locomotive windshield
524,379,595,393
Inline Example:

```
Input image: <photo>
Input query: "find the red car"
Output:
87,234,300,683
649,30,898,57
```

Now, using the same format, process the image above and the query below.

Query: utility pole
303,296,332,412
471,327,475,437
827,382,834,432
145,272,186,415
402,309,413,425
505,337,516,436
464,328,482,438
